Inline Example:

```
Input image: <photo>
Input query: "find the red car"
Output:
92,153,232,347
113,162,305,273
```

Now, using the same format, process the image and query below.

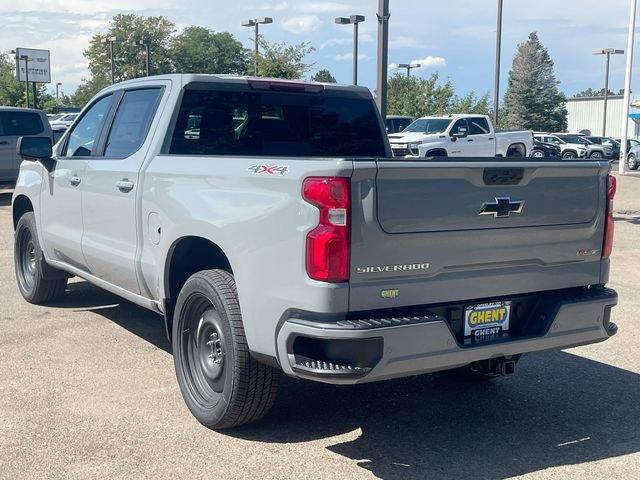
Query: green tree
502,32,567,131
171,27,248,74
311,69,336,83
70,76,110,108
574,87,623,97
256,38,315,79
0,53,26,107
387,73,456,118
450,91,491,115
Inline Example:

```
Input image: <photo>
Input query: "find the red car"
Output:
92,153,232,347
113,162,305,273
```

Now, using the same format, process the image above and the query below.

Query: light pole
620,0,637,174
375,0,390,117
493,0,504,126
20,54,30,109
101,36,123,84
55,82,62,105
398,63,421,77
335,15,365,85
136,39,151,77
593,48,624,136
241,17,273,76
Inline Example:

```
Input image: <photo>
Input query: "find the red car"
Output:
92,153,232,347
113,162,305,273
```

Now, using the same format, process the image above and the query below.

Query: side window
450,119,468,136
0,112,44,136
104,89,161,157
64,95,113,157
468,117,490,135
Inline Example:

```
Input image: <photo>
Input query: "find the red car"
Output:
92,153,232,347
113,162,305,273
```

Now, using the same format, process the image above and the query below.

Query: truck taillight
602,175,616,258
302,177,350,282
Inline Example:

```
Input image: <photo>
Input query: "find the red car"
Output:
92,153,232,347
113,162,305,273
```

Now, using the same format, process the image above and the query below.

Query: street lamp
375,0,390,117
335,15,366,85
620,0,637,175
593,48,624,136
55,82,62,105
136,39,151,77
398,63,421,77
493,0,504,126
101,36,123,84
241,17,273,76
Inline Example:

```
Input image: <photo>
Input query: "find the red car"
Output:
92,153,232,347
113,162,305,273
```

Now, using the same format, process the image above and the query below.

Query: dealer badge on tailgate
464,301,511,340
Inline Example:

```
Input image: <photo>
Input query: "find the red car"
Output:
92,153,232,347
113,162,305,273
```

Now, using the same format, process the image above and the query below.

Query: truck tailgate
349,160,610,312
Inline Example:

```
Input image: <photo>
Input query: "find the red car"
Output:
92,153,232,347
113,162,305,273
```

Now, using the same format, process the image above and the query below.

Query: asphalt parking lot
1,173,639,480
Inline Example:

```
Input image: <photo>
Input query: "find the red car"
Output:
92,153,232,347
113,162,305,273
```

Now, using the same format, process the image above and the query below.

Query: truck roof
97,74,371,96
416,113,489,121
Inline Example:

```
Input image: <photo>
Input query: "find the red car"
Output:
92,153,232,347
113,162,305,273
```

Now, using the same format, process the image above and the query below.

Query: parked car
12,74,618,430
386,115,414,134
531,139,561,158
389,114,533,158
554,134,612,159
626,144,640,170
0,107,52,185
49,112,79,132
534,133,587,159
585,136,620,159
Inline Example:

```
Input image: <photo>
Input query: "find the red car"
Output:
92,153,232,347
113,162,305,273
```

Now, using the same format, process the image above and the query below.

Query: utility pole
56,82,62,104
20,54,30,108
593,48,624,136
493,0,504,126
335,15,366,85
620,0,637,175
375,0,390,117
398,63,421,77
242,17,273,76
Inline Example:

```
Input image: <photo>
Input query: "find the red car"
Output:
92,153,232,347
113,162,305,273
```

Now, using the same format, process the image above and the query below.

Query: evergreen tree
311,69,336,83
503,32,567,131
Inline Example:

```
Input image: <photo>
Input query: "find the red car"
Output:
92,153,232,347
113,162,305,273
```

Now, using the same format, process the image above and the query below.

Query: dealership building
566,95,640,139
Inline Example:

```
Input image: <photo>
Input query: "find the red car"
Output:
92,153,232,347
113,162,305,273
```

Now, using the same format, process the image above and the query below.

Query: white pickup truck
388,114,533,158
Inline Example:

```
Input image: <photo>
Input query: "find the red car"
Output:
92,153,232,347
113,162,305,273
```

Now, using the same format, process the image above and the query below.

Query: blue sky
0,0,637,100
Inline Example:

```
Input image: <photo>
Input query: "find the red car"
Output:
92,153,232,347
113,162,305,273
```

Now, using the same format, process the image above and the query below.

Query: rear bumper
275,287,618,384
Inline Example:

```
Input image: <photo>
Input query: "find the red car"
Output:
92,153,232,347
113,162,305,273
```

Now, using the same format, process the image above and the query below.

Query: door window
468,117,491,135
450,119,469,136
104,89,161,157
0,111,44,136
64,95,113,157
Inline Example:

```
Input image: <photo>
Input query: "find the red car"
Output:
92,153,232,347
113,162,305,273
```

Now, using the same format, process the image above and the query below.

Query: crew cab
388,114,533,158
12,75,618,430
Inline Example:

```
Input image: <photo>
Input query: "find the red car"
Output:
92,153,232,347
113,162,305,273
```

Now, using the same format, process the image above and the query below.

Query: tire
14,212,68,304
562,150,577,159
531,149,546,158
590,151,603,159
628,154,639,170
172,269,279,429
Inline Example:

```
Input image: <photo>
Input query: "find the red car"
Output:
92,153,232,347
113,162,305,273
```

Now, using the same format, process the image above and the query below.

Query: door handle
69,176,81,187
116,179,135,193
488,137,495,140
467,139,474,142
0,141,8,145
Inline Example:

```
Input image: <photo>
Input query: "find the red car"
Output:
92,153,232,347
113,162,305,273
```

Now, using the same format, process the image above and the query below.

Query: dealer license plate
464,301,511,340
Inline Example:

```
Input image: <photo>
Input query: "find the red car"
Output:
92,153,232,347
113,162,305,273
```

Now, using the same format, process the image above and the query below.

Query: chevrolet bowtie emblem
479,197,525,218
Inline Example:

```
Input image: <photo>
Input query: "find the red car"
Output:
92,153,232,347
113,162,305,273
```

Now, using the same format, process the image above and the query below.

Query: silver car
0,107,52,185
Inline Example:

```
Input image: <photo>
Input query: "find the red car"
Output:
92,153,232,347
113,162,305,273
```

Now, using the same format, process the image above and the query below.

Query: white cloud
411,55,447,69
334,52,369,61
281,15,323,34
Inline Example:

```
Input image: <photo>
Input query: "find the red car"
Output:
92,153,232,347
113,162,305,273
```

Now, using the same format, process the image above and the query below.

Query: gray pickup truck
12,75,618,430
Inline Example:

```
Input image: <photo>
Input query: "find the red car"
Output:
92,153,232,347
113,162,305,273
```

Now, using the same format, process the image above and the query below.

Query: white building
566,95,640,138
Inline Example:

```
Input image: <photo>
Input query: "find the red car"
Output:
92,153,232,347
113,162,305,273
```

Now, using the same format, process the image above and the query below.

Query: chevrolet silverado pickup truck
12,75,618,430
388,114,533,158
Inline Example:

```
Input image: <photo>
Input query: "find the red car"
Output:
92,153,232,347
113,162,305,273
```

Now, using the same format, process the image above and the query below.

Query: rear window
0,111,44,136
169,88,386,157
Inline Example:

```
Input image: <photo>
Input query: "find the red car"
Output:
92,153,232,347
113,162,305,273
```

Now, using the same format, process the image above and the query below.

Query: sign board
15,48,51,84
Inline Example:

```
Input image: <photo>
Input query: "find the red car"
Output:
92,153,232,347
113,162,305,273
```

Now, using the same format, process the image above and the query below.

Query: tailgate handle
483,168,524,186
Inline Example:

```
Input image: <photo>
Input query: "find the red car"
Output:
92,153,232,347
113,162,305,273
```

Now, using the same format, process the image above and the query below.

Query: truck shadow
0,191,12,207
58,281,638,480
235,354,640,480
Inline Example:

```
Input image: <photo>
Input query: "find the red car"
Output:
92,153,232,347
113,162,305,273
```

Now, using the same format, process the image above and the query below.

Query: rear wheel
590,151,603,159
562,150,577,159
531,149,546,158
628,154,639,170
172,269,279,429
14,212,67,304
